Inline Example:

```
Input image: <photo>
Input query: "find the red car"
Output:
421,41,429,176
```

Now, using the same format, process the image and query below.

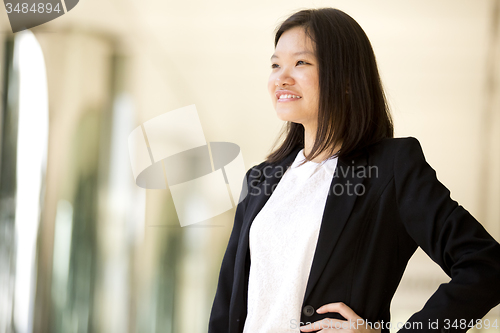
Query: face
268,26,320,128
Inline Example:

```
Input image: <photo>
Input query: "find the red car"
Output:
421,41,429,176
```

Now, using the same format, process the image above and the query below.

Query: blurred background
0,0,499,332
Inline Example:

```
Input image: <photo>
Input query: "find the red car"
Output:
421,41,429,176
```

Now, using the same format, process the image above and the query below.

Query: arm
208,164,260,333
394,137,500,332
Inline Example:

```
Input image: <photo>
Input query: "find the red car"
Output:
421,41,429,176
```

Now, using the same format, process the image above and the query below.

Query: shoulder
352,137,428,179
365,136,425,162
367,136,421,153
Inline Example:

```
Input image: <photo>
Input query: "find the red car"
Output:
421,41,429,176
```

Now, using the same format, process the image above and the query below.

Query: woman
209,8,500,333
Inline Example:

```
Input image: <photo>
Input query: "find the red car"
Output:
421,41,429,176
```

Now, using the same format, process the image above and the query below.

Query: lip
275,90,302,102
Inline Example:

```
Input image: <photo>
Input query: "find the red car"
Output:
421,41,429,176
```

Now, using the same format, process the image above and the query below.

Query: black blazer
208,137,500,333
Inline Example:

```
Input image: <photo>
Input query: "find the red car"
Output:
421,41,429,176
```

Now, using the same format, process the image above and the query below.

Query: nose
275,70,294,87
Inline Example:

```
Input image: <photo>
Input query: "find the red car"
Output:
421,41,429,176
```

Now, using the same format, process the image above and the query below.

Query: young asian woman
208,8,500,333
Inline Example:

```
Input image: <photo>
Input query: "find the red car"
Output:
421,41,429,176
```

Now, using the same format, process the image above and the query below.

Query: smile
278,94,302,101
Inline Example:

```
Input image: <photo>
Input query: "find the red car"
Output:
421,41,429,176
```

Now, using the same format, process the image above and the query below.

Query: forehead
274,26,315,55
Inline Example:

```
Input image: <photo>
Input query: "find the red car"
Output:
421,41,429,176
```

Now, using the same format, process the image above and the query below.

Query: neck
303,122,339,163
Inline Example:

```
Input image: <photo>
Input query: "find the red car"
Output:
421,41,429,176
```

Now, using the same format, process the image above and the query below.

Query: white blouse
242,149,338,333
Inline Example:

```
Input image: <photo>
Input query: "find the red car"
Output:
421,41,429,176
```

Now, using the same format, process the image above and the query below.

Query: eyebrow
270,50,314,60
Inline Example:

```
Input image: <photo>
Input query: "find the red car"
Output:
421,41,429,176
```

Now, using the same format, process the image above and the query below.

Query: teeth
279,94,301,99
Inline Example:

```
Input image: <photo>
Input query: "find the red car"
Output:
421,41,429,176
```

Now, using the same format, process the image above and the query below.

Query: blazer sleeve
393,137,500,332
208,164,259,333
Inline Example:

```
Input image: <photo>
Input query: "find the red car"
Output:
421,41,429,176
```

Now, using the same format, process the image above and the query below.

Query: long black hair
265,8,393,163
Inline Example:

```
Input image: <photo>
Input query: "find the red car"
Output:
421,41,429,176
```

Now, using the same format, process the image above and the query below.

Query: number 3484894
5,3,62,14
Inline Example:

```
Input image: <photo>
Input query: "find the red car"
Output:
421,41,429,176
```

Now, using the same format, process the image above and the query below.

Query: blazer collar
231,146,302,305
303,151,368,301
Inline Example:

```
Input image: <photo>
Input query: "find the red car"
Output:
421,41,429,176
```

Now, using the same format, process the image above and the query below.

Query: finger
316,302,361,321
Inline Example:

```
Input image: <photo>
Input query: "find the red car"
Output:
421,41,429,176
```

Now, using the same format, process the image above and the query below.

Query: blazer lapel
302,151,368,302
231,146,302,305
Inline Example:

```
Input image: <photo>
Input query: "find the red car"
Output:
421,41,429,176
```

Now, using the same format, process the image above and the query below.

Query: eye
271,63,279,69
296,60,308,65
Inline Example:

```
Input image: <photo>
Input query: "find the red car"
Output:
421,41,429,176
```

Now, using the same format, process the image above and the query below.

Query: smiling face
268,26,320,128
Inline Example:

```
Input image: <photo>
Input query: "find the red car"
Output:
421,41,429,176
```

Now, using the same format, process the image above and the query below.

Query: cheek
303,76,319,100
267,75,276,95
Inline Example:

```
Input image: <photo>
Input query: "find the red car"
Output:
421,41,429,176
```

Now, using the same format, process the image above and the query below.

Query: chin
275,112,294,122
275,110,301,123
